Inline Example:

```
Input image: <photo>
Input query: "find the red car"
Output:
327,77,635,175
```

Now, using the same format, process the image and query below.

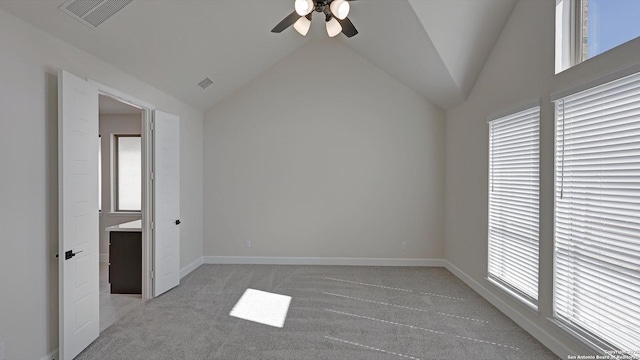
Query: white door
58,70,100,360
153,110,181,296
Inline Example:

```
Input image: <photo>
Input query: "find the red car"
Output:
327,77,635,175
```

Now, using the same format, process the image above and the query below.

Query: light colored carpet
77,265,559,360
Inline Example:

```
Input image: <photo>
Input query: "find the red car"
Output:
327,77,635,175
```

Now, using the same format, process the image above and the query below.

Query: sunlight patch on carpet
229,288,292,328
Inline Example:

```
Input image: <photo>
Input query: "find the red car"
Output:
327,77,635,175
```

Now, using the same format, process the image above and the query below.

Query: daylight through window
553,71,640,354
488,105,540,307
556,0,640,72
115,135,142,212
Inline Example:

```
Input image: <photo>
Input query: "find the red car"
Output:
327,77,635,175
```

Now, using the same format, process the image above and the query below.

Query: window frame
486,102,541,310
113,134,142,213
556,0,578,73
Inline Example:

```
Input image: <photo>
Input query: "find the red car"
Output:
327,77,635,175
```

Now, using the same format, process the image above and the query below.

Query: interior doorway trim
90,80,155,300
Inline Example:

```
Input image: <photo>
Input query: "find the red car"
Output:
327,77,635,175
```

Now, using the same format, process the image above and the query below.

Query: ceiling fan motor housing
314,0,331,13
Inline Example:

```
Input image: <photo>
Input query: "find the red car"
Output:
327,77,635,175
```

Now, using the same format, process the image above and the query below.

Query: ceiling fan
271,0,358,38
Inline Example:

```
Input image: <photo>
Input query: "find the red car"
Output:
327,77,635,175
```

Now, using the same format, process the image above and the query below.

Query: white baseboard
203,256,445,267
39,349,58,360
180,256,203,279
99,253,109,263
443,260,576,359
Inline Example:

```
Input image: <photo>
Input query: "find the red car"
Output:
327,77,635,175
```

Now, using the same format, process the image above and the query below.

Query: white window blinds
488,105,540,305
554,71,640,354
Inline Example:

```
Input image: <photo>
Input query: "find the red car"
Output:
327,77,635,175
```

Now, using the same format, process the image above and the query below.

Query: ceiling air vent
197,78,214,90
59,0,133,29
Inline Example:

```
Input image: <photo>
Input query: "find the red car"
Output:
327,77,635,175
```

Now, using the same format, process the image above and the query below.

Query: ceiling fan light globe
294,0,314,16
294,16,311,36
330,0,350,20
326,17,342,37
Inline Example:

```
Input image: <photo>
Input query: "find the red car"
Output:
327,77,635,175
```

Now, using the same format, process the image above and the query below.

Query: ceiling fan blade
337,17,358,37
271,11,300,33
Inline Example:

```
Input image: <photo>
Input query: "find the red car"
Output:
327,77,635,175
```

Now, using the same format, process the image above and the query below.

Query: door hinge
150,221,154,230
150,171,155,181
150,121,155,131
150,270,154,279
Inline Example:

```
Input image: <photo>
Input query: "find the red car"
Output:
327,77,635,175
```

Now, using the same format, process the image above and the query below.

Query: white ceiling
0,0,516,111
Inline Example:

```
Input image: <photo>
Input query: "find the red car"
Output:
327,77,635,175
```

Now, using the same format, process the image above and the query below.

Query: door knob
175,220,181,225
65,250,83,260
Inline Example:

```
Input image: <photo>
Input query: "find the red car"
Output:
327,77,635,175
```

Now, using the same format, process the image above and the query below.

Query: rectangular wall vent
197,78,214,90
59,0,133,29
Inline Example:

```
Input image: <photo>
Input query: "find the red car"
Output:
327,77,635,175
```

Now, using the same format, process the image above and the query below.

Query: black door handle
65,250,83,260
175,220,181,225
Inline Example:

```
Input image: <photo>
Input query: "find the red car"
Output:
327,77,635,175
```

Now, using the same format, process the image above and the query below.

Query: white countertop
105,220,142,232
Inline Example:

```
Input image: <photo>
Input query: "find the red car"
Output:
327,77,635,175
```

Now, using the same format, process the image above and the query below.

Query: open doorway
98,94,144,332
58,71,181,359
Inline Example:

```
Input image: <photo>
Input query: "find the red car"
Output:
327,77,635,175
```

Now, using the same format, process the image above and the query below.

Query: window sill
547,317,614,357
486,277,539,316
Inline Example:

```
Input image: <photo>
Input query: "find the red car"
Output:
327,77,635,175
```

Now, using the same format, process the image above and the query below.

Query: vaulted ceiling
0,0,516,111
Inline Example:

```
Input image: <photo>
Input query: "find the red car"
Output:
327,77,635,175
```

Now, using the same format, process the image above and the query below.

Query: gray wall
203,39,446,260
98,114,143,258
0,8,204,359
444,0,640,357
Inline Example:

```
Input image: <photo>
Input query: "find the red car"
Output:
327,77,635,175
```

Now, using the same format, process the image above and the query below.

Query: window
554,71,640,354
115,135,142,212
488,105,540,307
556,0,640,73
582,0,640,60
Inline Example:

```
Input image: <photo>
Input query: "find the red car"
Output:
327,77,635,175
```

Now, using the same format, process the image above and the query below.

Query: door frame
89,80,155,299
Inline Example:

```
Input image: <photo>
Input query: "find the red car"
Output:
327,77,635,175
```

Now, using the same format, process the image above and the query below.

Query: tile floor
99,262,144,333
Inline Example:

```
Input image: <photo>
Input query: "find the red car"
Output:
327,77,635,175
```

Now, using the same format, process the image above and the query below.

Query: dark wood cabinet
109,231,142,294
